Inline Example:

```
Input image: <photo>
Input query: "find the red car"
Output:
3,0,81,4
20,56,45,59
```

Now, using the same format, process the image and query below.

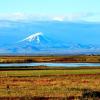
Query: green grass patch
0,69,100,77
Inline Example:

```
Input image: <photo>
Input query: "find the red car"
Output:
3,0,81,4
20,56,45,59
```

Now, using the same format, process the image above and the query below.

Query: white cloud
51,13,92,22
81,13,100,22
0,12,100,22
10,13,26,20
0,13,29,21
52,16,65,21
0,13,52,21
64,13,100,22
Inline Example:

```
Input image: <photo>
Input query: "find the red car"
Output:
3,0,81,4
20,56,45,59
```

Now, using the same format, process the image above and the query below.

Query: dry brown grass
1,55,100,63
0,70,100,99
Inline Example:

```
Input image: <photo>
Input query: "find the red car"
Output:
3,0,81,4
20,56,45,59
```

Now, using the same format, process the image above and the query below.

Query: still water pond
0,63,100,67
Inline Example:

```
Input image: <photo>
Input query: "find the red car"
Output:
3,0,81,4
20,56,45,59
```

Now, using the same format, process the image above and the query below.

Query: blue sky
0,0,100,21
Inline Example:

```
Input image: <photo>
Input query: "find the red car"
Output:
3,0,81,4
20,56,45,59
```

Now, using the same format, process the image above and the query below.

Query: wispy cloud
82,13,100,22
0,12,100,22
0,13,27,20
0,13,52,21
52,13,94,22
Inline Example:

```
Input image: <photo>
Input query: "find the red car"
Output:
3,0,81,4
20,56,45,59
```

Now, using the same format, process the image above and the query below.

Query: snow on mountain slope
18,32,43,43
17,32,53,47
4,32,56,53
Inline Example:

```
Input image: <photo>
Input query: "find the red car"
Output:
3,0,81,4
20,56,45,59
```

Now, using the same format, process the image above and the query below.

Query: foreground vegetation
0,69,100,99
1,55,100,63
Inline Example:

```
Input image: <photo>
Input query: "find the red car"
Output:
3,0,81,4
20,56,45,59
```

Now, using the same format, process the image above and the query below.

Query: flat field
1,55,100,63
0,69,100,99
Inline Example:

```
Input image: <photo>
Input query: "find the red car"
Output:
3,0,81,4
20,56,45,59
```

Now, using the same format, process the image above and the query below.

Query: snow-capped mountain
3,32,58,53
18,32,43,43
2,32,100,55
16,32,54,48
0,20,100,55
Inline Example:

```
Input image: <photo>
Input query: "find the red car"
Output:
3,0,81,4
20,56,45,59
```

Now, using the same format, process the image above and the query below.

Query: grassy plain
0,55,100,99
0,69,100,99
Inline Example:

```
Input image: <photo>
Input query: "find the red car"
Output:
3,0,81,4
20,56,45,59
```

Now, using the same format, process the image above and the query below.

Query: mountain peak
19,32,43,43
